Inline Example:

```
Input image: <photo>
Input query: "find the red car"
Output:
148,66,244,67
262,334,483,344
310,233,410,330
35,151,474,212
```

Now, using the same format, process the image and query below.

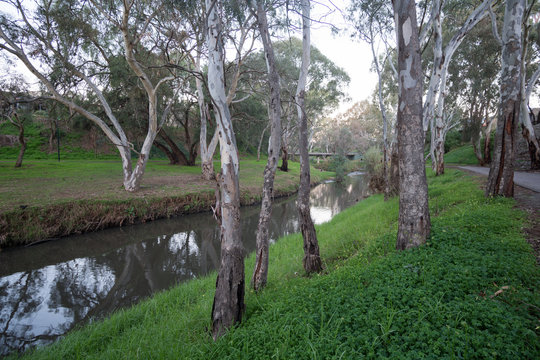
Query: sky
309,1,378,113
1,0,379,116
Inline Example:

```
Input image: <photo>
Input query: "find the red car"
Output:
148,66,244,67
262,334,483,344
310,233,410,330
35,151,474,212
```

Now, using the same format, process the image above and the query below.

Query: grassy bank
0,159,332,247
444,144,478,165
17,169,539,359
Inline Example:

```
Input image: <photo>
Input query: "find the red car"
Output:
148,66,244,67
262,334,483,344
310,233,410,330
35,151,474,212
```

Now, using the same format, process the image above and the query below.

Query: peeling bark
393,0,431,250
486,0,524,197
206,0,244,339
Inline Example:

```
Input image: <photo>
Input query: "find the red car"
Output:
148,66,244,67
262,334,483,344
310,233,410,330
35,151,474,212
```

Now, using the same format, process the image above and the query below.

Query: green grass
0,159,333,246
0,159,332,212
444,144,479,165
16,169,539,359
0,122,119,161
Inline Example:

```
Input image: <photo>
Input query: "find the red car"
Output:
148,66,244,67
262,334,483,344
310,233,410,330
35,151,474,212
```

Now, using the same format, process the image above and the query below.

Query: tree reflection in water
0,174,367,356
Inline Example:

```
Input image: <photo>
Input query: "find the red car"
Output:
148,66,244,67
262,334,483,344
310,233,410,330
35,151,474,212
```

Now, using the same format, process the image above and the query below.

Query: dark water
0,173,367,356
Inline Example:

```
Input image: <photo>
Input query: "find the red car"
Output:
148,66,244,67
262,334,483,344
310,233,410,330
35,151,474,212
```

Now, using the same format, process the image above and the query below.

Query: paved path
458,166,540,193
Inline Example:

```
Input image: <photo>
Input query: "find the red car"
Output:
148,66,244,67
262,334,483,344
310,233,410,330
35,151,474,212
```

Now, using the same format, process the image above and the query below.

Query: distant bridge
291,152,362,160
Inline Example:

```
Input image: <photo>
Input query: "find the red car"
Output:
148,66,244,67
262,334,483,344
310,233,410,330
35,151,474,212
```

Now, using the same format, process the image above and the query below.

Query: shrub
364,146,384,191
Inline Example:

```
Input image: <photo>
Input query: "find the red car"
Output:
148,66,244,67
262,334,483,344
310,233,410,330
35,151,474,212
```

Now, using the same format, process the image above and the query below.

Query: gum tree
250,0,282,291
486,0,525,197
392,0,431,249
296,0,322,273
0,0,176,191
206,0,245,339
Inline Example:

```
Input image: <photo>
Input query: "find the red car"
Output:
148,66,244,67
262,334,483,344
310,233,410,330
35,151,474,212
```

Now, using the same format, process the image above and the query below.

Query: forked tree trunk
297,0,322,273
206,0,244,339
425,0,492,173
195,43,219,180
393,0,431,250
251,0,282,291
486,0,524,197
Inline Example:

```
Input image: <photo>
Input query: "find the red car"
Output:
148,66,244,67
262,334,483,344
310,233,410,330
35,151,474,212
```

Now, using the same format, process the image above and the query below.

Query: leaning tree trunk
297,0,322,273
393,0,431,250
486,0,525,197
206,0,244,339
154,141,178,165
257,123,269,161
251,0,282,292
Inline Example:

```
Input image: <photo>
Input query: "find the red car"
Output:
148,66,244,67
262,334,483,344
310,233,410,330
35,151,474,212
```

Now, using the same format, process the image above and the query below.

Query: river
0,173,368,356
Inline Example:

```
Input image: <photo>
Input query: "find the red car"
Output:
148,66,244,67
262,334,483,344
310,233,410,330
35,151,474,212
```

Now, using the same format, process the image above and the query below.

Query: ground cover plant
14,169,539,359
0,159,332,246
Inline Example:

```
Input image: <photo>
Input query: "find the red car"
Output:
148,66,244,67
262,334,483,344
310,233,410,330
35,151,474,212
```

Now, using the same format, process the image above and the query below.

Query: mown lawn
15,169,540,359
0,159,332,212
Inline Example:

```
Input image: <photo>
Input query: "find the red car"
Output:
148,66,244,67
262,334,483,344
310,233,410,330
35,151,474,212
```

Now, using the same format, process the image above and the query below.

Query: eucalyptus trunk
520,31,540,169
195,44,219,181
297,0,322,273
251,0,282,292
486,0,525,197
393,0,431,250
206,0,244,339
425,0,492,174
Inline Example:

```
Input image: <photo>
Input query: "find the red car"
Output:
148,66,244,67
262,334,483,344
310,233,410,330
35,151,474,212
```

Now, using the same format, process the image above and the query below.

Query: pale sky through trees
310,0,378,112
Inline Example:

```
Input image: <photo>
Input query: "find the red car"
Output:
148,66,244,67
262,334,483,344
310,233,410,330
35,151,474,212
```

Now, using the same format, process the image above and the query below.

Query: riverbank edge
0,178,330,249
14,169,540,359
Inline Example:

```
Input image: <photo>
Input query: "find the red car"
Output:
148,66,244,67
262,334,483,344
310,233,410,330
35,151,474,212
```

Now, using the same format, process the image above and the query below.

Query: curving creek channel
0,173,368,356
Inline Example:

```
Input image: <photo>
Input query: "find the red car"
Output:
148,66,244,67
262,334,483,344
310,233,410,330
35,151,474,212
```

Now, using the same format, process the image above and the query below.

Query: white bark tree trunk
206,0,245,339
520,14,540,169
486,0,525,197
0,2,174,192
424,0,493,175
296,0,322,273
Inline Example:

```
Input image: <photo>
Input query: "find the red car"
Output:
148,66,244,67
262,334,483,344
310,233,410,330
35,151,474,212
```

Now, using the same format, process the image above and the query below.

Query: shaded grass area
16,169,539,359
0,160,332,247
444,144,479,165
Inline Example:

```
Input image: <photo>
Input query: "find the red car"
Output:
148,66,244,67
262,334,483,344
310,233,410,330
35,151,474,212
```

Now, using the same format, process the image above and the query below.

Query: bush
444,129,463,153
332,153,347,182
364,146,384,191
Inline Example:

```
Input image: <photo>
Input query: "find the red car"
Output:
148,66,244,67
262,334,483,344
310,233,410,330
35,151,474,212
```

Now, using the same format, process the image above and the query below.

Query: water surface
0,174,367,355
